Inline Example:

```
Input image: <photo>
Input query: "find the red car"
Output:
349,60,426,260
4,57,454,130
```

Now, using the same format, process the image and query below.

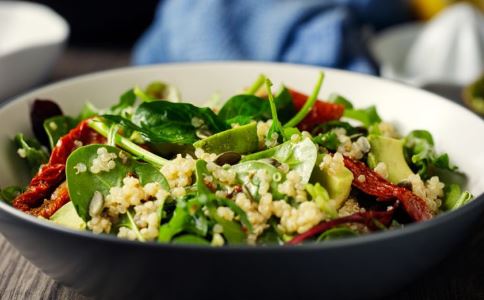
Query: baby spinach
66,144,169,220
241,137,318,183
0,186,23,205
106,101,229,145
404,130,458,179
43,116,77,149
329,93,354,109
108,88,137,115
232,161,284,200
158,202,190,242
14,133,49,176
343,105,382,127
218,87,296,126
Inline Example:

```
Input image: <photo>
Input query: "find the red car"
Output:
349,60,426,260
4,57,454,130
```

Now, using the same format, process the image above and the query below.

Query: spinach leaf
106,101,229,144
442,184,474,211
158,201,190,242
343,105,382,127
218,87,296,126
117,210,145,242
0,186,23,205
43,116,77,149
317,226,358,242
241,137,318,183
329,93,354,109
108,89,136,115
14,133,49,175
66,144,169,220
207,203,246,244
404,130,458,179
257,219,282,245
232,161,284,200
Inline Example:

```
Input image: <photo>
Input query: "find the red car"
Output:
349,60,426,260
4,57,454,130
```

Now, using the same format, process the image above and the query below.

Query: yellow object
411,0,484,19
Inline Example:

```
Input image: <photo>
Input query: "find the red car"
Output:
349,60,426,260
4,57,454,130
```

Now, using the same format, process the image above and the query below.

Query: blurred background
0,0,483,114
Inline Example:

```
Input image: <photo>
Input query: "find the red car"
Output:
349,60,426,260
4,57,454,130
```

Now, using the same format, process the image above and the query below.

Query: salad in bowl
0,72,473,246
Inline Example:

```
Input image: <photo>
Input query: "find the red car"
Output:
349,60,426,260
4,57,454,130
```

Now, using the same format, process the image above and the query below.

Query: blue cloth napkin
133,0,410,74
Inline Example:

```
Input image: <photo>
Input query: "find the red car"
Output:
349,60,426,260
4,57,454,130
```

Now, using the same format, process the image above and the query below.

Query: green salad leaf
317,226,358,242
43,116,77,149
117,209,145,242
442,184,474,211
329,93,354,109
66,144,169,220
0,186,23,205
313,131,340,151
404,130,458,178
343,105,382,127
14,133,49,175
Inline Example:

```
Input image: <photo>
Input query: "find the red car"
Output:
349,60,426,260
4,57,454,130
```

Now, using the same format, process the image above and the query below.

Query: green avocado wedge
367,135,414,184
193,122,258,154
49,201,86,231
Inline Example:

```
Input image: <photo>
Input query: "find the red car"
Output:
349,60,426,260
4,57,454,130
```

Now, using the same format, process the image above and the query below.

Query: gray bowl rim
0,61,483,253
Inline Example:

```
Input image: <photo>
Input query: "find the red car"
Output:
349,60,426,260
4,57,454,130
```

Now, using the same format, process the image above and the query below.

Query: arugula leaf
329,93,354,109
66,144,169,220
343,105,382,127
313,131,339,151
404,130,458,178
43,116,77,149
0,186,23,205
442,184,474,211
14,133,49,175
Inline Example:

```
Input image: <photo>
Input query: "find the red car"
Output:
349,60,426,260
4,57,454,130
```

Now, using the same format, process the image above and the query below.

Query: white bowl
0,1,69,101
0,62,483,299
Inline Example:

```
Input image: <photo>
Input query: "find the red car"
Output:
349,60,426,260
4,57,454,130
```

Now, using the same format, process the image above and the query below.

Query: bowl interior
1,62,484,198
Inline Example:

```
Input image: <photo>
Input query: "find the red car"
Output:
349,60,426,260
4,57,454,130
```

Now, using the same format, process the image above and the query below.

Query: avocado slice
50,201,86,231
310,154,354,208
367,135,414,184
193,122,258,154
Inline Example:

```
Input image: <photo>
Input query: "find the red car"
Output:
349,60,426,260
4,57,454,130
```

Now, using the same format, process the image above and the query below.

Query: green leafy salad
0,73,473,246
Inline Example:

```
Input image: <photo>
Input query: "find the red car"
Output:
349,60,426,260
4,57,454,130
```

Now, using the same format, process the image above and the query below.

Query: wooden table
1,48,483,300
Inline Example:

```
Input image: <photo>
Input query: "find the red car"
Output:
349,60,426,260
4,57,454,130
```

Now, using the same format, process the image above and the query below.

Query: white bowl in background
0,1,69,101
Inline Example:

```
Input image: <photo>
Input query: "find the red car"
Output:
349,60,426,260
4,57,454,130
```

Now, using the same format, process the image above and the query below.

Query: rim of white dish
0,61,483,252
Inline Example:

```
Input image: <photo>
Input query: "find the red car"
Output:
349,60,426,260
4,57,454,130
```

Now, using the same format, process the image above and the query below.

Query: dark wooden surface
1,48,483,300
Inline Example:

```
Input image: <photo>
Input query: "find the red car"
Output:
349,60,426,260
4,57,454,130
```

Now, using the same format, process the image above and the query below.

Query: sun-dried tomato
343,156,432,221
288,208,395,245
30,182,69,218
12,164,65,211
13,119,105,215
288,89,345,131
